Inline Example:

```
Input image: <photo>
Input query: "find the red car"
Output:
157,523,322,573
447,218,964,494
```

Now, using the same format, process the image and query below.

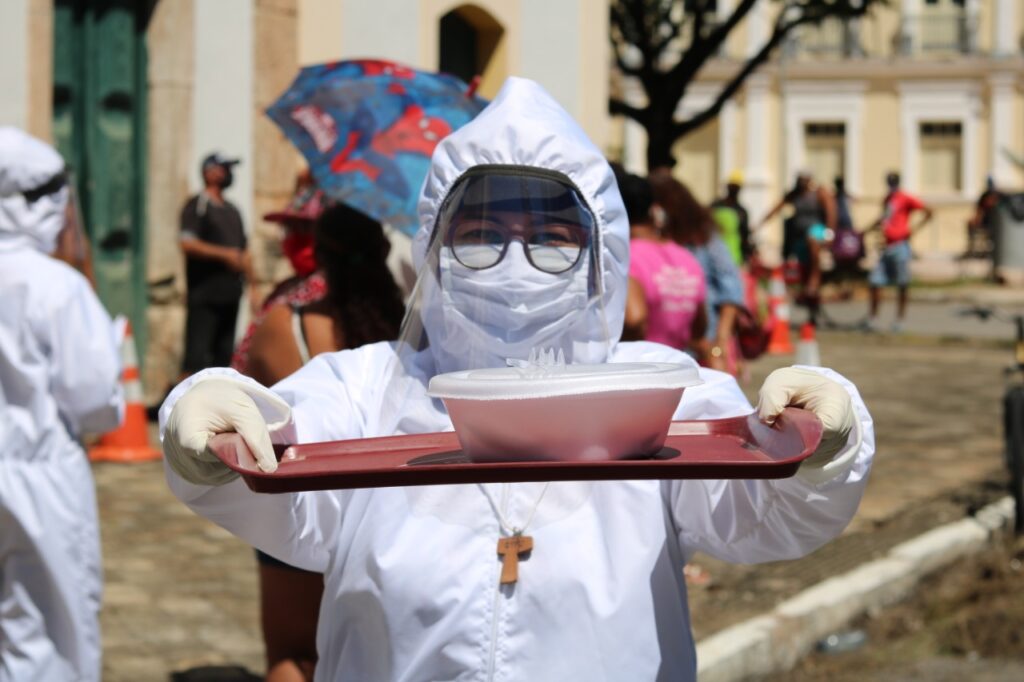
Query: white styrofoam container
427,362,702,462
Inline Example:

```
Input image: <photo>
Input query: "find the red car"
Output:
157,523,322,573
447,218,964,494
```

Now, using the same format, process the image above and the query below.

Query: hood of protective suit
409,78,629,372
0,127,69,254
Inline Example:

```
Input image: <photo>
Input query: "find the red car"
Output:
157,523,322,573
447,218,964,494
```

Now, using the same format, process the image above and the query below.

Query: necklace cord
479,482,551,536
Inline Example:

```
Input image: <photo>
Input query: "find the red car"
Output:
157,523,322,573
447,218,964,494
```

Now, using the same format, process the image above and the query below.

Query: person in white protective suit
161,79,874,681
0,127,124,682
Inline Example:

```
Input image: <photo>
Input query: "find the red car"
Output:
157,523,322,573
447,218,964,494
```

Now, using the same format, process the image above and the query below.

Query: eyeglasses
446,213,590,274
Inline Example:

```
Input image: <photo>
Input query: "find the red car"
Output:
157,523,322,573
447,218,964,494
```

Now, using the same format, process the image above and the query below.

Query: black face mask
220,168,234,189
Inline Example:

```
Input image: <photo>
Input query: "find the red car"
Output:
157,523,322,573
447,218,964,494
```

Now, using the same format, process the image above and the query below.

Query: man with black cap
179,152,254,376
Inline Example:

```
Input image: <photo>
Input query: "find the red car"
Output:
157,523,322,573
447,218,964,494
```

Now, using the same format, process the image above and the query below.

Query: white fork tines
506,347,567,376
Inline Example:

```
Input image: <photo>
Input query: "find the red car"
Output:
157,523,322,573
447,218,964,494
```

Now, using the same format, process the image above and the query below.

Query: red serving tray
207,407,822,493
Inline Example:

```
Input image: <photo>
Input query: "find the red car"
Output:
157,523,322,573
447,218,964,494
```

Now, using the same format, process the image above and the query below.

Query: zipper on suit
485,484,509,681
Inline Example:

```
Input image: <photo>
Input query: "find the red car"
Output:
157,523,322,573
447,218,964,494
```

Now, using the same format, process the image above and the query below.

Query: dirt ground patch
687,474,1009,640
759,534,1024,681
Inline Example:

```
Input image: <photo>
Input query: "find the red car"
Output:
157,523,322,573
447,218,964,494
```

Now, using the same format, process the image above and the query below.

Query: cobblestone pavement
95,331,1009,679
96,458,264,680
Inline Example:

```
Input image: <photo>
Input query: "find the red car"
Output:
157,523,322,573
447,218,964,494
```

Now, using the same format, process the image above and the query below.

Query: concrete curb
695,496,1016,682
911,287,1024,306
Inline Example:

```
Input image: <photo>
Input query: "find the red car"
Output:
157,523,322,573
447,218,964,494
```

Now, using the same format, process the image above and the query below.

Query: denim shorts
869,241,911,288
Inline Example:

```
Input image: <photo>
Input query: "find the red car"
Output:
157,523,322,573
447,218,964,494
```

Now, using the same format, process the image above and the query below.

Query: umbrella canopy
267,59,487,236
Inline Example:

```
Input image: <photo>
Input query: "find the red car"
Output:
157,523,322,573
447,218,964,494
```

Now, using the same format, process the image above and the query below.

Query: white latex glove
163,377,291,486
757,367,859,480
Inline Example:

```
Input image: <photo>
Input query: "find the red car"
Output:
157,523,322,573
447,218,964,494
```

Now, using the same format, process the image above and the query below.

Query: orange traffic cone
766,267,794,355
90,321,161,462
795,322,821,366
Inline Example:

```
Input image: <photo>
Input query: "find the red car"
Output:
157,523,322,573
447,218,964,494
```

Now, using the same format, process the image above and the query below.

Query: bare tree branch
608,0,882,168
670,0,758,88
610,9,641,80
609,97,647,125
612,45,643,78
626,0,656,74
692,2,707,52
672,10,814,139
651,2,682,57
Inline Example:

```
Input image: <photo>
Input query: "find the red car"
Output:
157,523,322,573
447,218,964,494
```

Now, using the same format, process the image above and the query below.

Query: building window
792,18,861,58
804,122,846,187
916,0,972,55
919,121,962,193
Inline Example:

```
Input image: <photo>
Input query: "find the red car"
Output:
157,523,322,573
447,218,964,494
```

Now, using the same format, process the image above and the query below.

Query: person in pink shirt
614,166,708,358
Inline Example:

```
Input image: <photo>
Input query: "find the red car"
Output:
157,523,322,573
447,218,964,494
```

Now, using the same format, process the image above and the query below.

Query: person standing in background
232,200,406,682
759,170,836,325
0,127,124,682
830,177,866,285
179,153,256,377
965,175,1002,266
711,170,758,334
615,165,708,359
833,176,856,233
650,170,745,374
863,171,932,333
710,170,752,266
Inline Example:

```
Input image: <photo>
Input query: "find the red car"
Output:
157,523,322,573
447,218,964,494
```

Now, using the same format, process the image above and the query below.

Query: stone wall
144,0,195,403
252,0,302,294
26,0,52,141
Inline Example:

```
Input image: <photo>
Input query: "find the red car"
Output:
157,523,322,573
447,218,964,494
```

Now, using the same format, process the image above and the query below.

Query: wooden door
53,0,151,351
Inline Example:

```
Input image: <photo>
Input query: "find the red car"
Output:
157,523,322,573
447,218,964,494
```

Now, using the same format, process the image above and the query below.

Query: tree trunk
643,84,680,172
645,120,677,172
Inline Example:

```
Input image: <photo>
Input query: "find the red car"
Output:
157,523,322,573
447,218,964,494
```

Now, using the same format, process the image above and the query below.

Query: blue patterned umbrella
267,59,487,236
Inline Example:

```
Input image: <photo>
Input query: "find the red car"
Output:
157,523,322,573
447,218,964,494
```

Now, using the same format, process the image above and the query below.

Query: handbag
831,227,865,263
734,306,769,360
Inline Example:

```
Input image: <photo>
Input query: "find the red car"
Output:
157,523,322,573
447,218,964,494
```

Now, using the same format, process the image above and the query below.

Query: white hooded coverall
0,127,123,682
161,80,874,681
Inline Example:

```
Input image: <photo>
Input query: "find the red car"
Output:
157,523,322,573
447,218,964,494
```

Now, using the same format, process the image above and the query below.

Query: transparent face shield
378,167,613,436
55,172,88,263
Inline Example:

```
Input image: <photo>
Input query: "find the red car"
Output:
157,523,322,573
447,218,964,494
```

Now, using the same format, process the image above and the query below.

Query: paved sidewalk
94,332,1009,680
793,279,1024,340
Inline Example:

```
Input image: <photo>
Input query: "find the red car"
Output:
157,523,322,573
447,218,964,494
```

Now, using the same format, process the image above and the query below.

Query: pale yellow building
615,0,1024,259
2,0,1021,396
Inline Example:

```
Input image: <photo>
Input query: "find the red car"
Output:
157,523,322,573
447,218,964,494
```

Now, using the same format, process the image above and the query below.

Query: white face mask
436,242,591,369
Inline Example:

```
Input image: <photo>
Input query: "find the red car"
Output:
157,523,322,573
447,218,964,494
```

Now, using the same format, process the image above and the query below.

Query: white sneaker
861,317,880,333
890,319,905,334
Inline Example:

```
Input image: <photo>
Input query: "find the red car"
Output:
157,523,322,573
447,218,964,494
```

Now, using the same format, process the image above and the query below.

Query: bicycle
959,305,1024,534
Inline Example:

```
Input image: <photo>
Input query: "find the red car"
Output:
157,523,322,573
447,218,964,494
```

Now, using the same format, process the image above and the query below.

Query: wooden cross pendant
496,533,533,585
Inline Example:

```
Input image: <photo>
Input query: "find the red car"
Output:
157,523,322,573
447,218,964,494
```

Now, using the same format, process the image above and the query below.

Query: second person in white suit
0,127,124,682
